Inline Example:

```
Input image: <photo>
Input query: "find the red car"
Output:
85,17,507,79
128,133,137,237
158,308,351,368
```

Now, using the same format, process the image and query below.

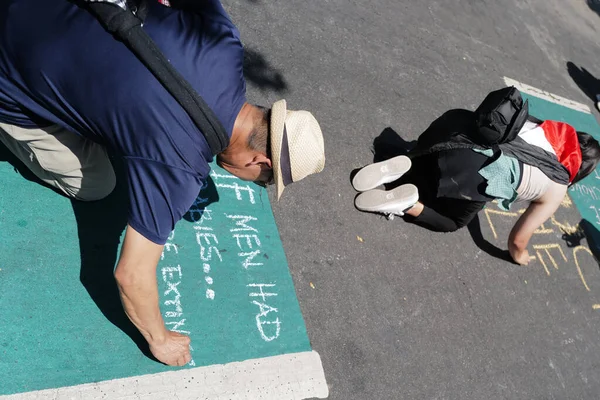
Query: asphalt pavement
227,1,600,399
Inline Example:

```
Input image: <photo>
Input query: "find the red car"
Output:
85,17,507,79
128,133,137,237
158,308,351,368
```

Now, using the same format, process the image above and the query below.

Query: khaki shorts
0,121,115,201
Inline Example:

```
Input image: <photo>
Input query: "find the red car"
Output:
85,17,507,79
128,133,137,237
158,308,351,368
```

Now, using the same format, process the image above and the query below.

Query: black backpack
472,86,529,146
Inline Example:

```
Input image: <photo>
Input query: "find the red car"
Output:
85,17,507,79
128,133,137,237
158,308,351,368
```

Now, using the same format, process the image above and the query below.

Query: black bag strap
527,114,544,125
87,1,229,155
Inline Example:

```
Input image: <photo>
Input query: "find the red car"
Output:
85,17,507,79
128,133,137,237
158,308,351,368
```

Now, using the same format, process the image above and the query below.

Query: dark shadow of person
561,220,587,249
350,127,417,185
587,0,600,17
566,61,600,104
243,47,288,94
182,176,219,222
578,220,600,264
372,127,417,163
466,214,514,263
562,219,600,264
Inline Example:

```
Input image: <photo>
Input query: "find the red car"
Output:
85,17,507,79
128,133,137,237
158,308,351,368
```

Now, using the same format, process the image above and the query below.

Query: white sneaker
354,184,419,216
352,155,412,192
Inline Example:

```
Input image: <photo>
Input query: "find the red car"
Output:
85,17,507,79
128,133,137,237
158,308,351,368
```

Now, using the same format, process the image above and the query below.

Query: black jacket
409,109,570,200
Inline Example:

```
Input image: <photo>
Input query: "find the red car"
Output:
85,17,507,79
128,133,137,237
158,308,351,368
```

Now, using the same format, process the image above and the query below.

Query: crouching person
352,88,600,266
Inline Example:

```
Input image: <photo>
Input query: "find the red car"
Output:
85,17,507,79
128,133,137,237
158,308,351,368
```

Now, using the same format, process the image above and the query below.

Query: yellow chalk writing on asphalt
484,208,519,239
573,245,593,291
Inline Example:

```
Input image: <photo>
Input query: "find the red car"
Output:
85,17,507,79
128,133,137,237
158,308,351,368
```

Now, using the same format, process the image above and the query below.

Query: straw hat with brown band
270,99,326,199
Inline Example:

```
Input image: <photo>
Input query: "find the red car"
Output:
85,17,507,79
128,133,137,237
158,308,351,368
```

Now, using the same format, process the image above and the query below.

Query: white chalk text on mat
193,171,283,343
162,230,196,366
226,214,281,342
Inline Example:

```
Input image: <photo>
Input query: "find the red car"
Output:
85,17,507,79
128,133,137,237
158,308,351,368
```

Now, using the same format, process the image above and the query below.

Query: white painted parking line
1,351,328,400
504,77,592,114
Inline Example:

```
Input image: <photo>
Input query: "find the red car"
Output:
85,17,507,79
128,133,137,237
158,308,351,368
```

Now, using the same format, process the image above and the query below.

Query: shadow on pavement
183,175,219,222
579,219,600,263
587,0,600,17
372,127,417,163
566,61,600,105
466,214,513,263
243,47,288,94
348,126,416,188
561,219,587,248
562,218,600,264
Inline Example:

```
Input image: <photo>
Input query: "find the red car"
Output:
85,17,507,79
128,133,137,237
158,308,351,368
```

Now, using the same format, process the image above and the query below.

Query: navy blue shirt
0,0,246,244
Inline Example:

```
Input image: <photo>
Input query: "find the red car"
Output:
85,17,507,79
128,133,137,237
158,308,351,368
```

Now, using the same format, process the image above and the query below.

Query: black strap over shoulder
87,1,230,155
527,114,544,125
409,109,570,185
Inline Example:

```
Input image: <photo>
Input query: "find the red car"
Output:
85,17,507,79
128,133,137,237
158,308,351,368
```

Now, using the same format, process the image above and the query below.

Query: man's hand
510,247,530,265
149,330,192,366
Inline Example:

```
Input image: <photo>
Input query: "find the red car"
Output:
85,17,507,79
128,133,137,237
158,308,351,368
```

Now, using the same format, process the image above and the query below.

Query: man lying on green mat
0,0,324,366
